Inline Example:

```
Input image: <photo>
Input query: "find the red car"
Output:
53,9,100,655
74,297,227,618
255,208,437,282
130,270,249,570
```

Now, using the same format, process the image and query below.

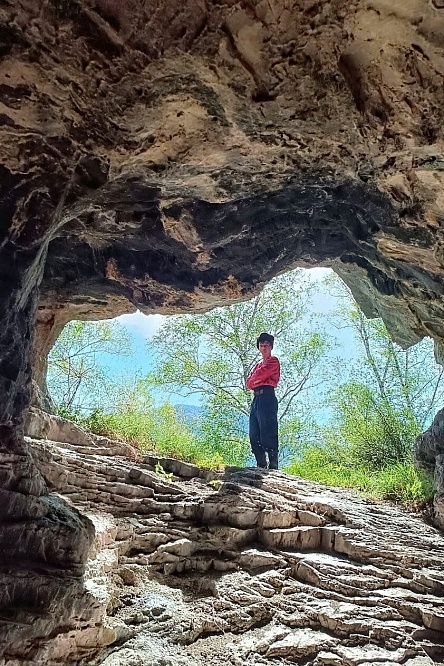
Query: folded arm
246,356,280,389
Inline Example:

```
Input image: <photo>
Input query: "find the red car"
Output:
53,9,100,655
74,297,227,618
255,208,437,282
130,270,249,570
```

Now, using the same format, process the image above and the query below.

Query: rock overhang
33,166,439,354
2,0,444,663
41,172,392,297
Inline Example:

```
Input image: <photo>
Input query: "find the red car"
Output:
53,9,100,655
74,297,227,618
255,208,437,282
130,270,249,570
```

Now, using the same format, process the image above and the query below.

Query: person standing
246,332,280,469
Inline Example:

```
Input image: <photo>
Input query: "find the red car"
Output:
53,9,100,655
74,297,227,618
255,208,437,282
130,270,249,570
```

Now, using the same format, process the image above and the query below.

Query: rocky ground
6,410,443,666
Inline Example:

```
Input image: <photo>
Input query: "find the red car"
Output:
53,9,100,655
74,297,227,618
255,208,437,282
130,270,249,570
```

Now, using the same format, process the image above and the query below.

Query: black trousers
249,386,278,457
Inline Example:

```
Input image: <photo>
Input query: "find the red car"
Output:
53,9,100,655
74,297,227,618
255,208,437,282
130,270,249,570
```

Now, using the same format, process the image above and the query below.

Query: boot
254,450,267,468
268,449,279,470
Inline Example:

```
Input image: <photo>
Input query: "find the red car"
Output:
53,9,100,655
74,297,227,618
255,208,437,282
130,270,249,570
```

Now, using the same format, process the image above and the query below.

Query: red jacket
246,356,280,390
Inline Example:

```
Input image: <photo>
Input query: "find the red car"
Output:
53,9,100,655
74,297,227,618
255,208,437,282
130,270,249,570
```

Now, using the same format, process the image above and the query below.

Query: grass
285,458,434,504
66,405,228,470
61,406,434,507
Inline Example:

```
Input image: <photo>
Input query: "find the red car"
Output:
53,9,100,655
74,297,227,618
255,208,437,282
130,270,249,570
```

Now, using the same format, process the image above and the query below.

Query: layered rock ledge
3,412,443,665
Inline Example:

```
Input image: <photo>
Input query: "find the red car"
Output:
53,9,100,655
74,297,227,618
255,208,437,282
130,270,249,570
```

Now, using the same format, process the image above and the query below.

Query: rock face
5,414,443,665
415,408,444,529
1,1,444,365
2,0,444,662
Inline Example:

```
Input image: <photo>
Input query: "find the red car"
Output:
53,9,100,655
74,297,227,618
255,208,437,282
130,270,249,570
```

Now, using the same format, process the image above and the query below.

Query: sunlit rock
3,426,440,664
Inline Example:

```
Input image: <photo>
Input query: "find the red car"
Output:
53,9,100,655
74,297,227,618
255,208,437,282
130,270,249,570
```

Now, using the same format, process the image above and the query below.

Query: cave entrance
33,173,442,409
43,266,443,501
13,174,444,520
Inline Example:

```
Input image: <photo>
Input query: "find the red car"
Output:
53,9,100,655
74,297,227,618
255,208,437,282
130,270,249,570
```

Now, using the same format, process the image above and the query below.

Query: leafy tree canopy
47,319,132,413
147,270,332,461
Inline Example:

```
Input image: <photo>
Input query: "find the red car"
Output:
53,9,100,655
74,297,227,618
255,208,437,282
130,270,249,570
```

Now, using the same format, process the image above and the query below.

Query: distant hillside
174,404,204,422
174,404,204,435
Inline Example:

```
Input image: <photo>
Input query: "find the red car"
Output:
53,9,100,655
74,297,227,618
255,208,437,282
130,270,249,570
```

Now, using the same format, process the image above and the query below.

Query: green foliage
147,271,331,462
375,462,434,503
47,320,242,468
196,397,249,467
285,274,441,504
278,411,321,465
154,463,173,484
324,276,444,432
326,382,420,469
66,380,226,469
48,320,132,413
153,403,224,468
286,447,433,503
46,270,443,509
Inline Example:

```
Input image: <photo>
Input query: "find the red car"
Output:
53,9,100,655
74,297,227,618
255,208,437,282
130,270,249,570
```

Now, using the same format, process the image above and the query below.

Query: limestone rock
415,408,444,529
26,407,140,458
2,431,442,665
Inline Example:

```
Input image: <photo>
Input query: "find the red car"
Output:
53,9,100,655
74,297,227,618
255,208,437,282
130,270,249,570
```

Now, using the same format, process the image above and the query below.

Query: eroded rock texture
2,0,444,662
415,407,444,529
1,0,444,371
6,415,443,665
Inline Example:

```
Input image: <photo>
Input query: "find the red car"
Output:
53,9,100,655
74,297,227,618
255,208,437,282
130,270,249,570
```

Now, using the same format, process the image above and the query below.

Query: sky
109,267,357,407
46,265,442,430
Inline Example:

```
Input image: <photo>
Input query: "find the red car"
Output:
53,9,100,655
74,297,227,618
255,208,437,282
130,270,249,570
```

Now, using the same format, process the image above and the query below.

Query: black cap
256,332,274,349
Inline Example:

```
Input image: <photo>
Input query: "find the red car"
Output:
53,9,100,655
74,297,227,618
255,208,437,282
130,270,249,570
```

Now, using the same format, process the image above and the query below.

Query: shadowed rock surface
415,408,444,529
7,411,443,665
2,0,444,662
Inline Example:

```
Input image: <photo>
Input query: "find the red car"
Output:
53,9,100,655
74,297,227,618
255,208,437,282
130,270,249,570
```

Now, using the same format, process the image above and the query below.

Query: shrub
61,401,228,470
285,443,434,504
328,383,420,470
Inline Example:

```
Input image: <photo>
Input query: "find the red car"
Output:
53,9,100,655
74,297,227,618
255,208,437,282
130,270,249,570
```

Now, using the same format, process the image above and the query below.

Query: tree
47,320,132,413
286,273,440,501
321,275,444,469
196,397,250,467
147,271,331,463
78,378,226,469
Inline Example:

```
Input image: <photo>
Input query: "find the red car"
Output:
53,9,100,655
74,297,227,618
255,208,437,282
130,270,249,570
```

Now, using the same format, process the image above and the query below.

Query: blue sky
111,267,357,407
47,266,442,430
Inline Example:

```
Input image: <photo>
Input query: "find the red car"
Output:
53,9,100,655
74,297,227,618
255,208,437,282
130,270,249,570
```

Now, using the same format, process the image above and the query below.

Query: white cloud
306,267,333,280
116,311,165,339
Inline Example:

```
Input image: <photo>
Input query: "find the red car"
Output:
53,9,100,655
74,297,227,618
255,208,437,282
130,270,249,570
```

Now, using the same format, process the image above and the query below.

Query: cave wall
2,0,444,660
3,0,444,359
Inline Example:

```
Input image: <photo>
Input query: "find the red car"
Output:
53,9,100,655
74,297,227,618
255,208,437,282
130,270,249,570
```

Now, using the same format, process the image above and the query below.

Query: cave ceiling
2,0,444,359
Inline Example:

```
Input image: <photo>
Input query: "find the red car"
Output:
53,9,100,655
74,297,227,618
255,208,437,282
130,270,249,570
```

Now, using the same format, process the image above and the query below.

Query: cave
2,1,444,663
